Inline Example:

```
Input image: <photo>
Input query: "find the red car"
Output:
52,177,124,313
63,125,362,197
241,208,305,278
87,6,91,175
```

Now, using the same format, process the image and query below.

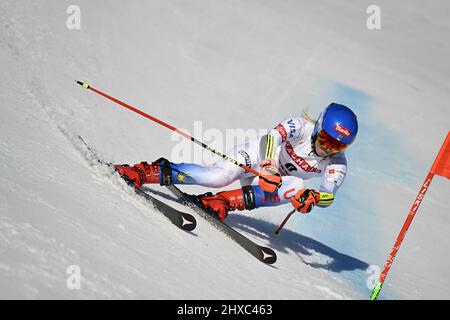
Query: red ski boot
114,162,160,187
115,158,173,187
198,186,256,221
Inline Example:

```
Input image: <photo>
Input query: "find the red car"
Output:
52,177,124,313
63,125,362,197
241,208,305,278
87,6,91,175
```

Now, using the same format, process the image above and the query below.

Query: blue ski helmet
312,103,358,146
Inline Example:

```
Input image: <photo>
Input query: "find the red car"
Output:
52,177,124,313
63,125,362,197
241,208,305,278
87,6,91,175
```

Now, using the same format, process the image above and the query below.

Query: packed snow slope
1,0,449,299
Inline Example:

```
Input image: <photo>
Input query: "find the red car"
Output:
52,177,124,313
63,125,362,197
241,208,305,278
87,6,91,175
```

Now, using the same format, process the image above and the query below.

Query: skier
114,103,358,221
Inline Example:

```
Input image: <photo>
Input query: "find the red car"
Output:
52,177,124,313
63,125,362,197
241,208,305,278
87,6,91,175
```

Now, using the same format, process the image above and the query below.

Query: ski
166,185,277,265
77,136,196,232
134,187,196,232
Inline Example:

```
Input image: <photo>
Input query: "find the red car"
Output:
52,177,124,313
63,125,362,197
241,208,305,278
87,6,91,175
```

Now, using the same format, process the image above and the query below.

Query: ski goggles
316,129,349,154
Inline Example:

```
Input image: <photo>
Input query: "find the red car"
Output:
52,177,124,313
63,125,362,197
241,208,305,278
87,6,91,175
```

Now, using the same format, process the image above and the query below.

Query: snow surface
1,0,449,299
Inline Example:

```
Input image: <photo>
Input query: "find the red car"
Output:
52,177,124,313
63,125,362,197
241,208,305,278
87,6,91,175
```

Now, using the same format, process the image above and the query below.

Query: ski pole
76,81,260,176
274,209,296,236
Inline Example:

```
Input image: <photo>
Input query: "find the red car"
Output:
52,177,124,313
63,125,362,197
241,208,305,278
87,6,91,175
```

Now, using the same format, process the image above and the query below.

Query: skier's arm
259,116,305,162
317,156,347,208
257,117,304,193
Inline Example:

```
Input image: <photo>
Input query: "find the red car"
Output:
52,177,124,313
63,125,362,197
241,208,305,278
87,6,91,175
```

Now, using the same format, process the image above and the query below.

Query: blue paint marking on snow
326,82,387,298
287,82,414,299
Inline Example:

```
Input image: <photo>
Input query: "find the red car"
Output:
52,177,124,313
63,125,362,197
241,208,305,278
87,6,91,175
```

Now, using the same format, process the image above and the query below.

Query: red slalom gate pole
370,131,450,300
76,81,260,177
369,172,434,300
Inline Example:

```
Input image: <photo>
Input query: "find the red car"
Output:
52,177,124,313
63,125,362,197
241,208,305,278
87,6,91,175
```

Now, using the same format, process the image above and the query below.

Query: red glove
291,189,321,214
258,160,282,193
